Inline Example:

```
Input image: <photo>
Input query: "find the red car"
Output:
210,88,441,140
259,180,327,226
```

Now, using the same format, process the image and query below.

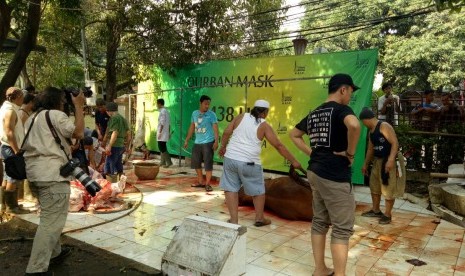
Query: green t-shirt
108,113,129,147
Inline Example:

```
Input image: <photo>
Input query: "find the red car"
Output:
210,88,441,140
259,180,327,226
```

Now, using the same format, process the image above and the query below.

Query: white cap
254,99,270,109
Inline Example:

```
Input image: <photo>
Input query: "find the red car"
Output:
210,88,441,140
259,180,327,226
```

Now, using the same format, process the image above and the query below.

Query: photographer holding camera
23,86,85,275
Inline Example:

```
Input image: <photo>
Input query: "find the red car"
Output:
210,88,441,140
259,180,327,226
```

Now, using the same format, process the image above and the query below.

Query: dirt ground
0,215,161,276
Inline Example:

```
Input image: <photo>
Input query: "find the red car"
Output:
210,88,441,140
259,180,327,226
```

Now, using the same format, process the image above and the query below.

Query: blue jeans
104,147,124,175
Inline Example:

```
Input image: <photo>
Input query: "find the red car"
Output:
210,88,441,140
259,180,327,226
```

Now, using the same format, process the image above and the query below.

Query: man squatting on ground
290,73,361,276
360,107,406,225
218,99,303,227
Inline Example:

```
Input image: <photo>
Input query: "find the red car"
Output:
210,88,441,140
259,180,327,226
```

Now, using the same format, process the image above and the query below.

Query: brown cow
238,167,313,221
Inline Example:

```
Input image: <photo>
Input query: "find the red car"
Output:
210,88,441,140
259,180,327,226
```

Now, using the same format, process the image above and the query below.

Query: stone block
161,215,247,276
429,182,465,217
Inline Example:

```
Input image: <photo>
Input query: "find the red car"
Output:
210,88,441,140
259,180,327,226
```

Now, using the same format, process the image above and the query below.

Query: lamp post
292,35,308,55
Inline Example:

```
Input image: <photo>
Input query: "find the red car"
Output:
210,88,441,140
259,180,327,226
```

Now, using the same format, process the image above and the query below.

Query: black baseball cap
328,73,360,93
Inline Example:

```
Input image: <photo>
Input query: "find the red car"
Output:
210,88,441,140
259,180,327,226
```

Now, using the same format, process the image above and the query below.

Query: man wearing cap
184,95,219,192
104,101,130,182
290,73,361,276
218,100,303,227
0,87,29,214
359,107,405,225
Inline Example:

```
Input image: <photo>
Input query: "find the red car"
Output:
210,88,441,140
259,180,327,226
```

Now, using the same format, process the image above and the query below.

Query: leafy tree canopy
301,0,465,91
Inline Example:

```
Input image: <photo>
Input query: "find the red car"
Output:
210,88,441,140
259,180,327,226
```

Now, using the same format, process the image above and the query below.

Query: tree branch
116,79,135,92
61,38,105,69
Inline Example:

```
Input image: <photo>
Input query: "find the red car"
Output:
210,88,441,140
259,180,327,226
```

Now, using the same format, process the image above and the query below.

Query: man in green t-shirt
104,102,130,181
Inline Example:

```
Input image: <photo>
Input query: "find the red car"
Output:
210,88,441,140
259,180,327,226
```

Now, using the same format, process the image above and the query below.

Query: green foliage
396,123,465,172
434,0,465,12
301,0,465,91
9,0,285,96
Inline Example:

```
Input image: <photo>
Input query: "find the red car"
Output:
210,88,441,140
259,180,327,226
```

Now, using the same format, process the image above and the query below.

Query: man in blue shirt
184,95,219,192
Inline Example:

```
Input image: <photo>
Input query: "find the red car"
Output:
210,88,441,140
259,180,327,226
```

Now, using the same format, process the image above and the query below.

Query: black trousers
158,141,167,153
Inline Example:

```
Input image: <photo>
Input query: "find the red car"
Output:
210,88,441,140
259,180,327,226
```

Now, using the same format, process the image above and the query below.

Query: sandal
205,185,213,192
191,183,206,188
254,218,271,227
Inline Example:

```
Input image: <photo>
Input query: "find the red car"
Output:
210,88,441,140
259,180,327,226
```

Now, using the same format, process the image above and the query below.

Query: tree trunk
0,0,12,48
105,18,122,101
20,65,32,88
0,0,41,100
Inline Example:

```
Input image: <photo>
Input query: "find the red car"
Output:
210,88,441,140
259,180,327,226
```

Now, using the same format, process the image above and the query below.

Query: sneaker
379,215,392,224
50,246,72,265
361,210,384,218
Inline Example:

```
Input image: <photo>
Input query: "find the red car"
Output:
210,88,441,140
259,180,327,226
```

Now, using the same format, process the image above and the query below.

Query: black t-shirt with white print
295,101,355,183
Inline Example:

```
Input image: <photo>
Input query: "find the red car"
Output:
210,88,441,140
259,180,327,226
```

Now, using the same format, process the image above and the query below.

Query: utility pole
81,20,90,82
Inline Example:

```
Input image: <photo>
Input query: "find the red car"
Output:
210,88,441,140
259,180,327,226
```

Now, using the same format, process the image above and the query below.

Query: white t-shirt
378,94,401,126
157,107,170,142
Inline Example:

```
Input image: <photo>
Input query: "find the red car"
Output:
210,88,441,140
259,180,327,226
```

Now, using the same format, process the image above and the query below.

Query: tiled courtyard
16,165,465,275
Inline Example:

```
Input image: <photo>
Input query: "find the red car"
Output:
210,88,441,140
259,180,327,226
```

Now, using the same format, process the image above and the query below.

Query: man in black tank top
359,107,403,225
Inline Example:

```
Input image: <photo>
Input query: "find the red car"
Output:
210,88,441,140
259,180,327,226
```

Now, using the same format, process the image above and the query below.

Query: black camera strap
45,110,71,161
19,110,43,153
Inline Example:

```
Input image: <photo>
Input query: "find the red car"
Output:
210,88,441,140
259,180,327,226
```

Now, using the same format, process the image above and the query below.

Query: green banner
137,49,378,184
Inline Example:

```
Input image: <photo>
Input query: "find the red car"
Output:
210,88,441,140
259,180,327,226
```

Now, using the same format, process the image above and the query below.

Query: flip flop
254,218,271,227
205,185,213,192
191,183,206,188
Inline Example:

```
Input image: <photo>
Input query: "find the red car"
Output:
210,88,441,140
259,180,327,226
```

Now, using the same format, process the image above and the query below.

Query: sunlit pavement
16,164,465,276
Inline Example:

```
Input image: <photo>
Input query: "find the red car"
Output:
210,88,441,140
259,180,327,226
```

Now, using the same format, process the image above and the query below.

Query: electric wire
223,6,435,59
249,0,428,38
219,5,433,47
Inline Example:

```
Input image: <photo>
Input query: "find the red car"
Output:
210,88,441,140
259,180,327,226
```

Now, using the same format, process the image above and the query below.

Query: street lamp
292,35,308,55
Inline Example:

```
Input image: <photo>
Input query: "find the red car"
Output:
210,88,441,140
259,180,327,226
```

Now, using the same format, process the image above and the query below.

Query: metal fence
371,90,465,172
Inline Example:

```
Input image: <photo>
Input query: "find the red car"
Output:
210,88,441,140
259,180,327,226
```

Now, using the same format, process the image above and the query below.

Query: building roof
1,38,46,53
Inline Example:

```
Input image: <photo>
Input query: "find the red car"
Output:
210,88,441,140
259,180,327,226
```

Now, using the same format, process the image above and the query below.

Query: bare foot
313,268,334,276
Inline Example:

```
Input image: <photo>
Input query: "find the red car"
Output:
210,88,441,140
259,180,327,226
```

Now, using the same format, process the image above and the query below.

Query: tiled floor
16,165,465,276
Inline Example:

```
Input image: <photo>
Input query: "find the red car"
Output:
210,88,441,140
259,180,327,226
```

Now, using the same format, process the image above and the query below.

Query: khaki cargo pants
26,181,70,273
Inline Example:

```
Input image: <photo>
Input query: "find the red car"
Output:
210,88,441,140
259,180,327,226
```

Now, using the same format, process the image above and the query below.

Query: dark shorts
1,144,21,183
191,142,214,171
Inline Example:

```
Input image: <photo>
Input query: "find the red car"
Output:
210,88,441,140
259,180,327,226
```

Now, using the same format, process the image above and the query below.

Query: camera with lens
63,86,93,98
60,158,102,197
62,86,93,115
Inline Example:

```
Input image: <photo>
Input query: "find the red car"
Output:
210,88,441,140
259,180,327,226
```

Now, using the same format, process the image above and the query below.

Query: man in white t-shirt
378,83,401,126
157,99,172,168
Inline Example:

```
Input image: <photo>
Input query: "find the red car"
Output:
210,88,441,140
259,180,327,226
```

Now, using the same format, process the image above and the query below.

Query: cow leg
225,191,239,224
